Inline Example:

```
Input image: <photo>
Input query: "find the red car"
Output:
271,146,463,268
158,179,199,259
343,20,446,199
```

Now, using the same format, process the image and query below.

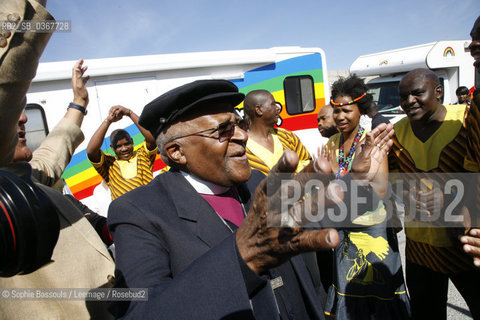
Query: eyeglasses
169,118,249,143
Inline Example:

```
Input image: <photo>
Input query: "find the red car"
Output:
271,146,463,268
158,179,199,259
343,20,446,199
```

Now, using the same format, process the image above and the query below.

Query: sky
41,0,479,71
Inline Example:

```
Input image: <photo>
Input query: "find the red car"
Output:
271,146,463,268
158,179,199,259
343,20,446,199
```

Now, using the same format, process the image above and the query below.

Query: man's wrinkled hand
235,150,340,274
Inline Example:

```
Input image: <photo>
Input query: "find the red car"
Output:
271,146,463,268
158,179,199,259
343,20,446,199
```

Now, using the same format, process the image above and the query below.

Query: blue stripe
231,53,323,89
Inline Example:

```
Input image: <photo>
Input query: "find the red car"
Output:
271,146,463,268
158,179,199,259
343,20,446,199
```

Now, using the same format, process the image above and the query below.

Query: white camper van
350,40,475,122
25,47,330,204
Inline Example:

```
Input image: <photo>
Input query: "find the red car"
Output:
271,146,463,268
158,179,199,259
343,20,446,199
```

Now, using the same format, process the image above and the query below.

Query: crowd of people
1,0,480,319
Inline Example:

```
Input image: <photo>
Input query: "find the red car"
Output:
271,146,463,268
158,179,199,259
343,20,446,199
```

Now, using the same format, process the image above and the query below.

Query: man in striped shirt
87,105,157,200
461,15,480,270
243,90,311,175
388,68,480,319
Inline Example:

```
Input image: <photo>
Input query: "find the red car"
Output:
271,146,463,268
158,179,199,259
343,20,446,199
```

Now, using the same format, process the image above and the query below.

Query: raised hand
107,105,131,123
317,142,339,175
71,59,90,107
351,122,394,180
235,150,340,274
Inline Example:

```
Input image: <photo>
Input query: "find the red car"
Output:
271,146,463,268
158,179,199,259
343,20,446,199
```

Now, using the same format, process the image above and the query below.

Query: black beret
139,80,245,138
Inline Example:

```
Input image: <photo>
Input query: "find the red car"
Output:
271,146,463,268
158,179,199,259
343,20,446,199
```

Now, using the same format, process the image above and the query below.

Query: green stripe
62,159,93,178
238,69,324,94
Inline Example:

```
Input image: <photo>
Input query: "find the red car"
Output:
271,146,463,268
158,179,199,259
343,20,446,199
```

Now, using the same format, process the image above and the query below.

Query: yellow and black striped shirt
91,142,157,200
246,128,311,176
389,105,478,273
466,91,480,167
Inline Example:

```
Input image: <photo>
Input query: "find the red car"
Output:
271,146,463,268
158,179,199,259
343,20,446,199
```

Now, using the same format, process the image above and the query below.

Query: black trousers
406,261,480,320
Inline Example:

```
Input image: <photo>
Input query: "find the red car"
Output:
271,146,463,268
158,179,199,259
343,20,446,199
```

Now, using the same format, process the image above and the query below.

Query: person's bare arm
127,110,157,150
87,107,118,162
361,144,389,199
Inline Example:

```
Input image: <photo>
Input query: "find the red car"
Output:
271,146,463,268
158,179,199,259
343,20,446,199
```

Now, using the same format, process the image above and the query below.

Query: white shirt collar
180,171,230,195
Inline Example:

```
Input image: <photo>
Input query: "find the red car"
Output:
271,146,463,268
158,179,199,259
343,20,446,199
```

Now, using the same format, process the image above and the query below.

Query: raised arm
127,109,156,150
107,105,156,150
87,107,118,163
63,59,90,126
29,59,90,186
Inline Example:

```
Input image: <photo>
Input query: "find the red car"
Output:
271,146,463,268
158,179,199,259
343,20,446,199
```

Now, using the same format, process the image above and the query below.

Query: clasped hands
107,105,131,123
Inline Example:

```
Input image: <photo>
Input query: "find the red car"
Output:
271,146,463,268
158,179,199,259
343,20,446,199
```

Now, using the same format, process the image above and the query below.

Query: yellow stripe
314,82,325,99
65,167,99,186
331,284,407,301
271,90,284,105
69,175,102,193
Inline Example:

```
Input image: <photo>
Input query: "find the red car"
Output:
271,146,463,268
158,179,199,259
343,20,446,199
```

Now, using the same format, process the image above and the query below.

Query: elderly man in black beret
107,80,394,319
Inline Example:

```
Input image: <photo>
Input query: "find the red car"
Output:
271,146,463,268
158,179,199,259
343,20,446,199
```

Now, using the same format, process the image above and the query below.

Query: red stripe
73,184,97,200
0,200,16,250
153,157,166,171
279,114,318,131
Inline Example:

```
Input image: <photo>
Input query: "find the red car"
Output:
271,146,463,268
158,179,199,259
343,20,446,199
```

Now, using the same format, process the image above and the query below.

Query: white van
350,40,475,123
25,47,330,203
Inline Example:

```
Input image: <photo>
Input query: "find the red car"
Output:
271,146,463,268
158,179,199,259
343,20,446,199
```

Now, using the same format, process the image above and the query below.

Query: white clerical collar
180,171,230,195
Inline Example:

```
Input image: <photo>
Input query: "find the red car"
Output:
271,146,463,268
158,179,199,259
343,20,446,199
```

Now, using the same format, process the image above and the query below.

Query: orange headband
330,93,366,107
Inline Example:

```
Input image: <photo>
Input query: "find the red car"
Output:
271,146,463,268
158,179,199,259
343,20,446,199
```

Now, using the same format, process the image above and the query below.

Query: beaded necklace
336,126,364,179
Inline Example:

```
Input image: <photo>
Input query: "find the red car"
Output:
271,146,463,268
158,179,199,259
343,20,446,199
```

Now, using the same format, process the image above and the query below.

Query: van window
368,77,446,112
284,76,316,115
25,103,49,152
367,82,400,113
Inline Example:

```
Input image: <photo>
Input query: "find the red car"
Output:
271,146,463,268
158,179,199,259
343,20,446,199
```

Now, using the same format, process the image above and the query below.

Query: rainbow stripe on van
62,52,326,200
